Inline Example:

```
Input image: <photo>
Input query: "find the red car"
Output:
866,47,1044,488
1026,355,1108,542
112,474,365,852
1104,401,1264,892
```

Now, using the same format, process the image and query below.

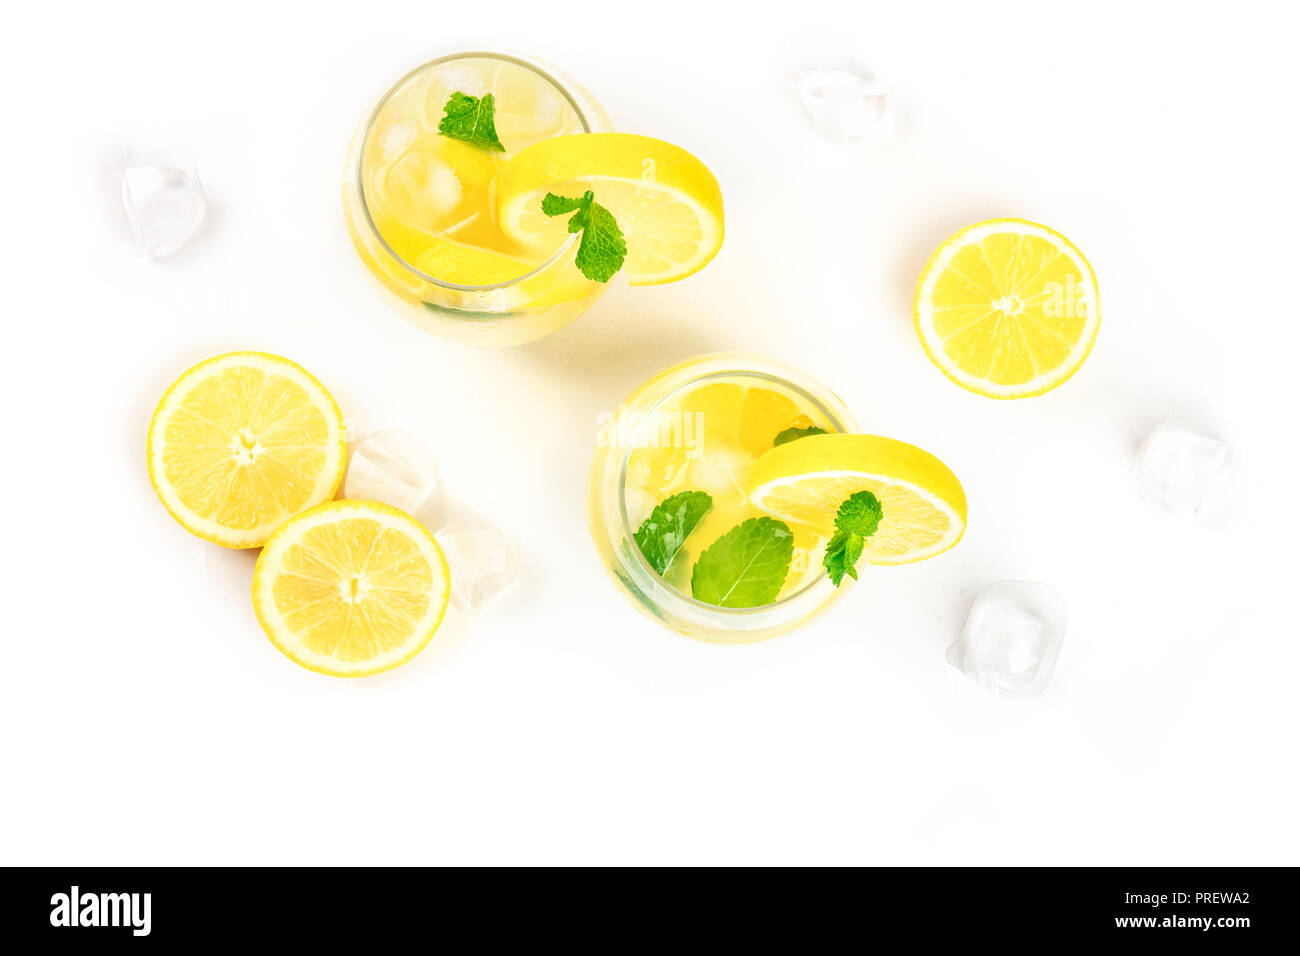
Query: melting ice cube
383,149,465,233
686,447,750,507
344,428,439,515
437,519,519,612
121,147,206,257
947,581,1067,700
791,70,888,144
1131,416,1230,518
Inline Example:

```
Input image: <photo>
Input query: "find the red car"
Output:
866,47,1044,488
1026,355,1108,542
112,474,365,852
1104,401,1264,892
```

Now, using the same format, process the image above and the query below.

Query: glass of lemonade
589,354,859,643
344,52,613,347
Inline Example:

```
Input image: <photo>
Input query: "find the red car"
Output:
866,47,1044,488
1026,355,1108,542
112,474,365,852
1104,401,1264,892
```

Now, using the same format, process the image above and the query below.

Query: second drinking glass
589,354,859,643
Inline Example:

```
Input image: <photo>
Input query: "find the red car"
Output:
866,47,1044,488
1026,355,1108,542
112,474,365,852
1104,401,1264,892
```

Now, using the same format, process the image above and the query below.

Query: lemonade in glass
344,52,613,346
588,354,859,643
590,355,970,643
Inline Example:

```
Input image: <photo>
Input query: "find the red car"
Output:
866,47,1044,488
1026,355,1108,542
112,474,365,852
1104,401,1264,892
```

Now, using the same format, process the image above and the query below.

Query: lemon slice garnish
494,133,724,285
747,434,967,565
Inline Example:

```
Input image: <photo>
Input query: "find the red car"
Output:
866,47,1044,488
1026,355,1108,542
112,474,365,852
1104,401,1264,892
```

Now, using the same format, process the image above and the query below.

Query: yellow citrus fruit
685,382,808,456
411,238,540,287
147,352,346,548
747,434,966,565
914,218,1099,399
252,500,450,677
494,133,724,285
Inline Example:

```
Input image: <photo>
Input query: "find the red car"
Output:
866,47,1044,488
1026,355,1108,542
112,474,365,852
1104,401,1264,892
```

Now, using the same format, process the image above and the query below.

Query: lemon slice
494,133,724,285
412,238,540,287
147,352,347,548
252,500,450,677
914,218,1099,399
747,434,966,565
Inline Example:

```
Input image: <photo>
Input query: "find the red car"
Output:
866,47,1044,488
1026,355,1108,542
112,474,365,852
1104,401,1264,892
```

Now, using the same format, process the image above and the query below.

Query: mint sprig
773,425,827,447
634,490,712,575
437,91,505,152
691,516,793,608
823,491,883,586
541,190,627,282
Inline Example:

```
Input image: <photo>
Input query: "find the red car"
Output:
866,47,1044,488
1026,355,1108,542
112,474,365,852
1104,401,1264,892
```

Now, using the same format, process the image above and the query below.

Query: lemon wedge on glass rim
253,500,450,677
914,218,1099,399
494,133,724,285
147,351,347,548
747,434,967,565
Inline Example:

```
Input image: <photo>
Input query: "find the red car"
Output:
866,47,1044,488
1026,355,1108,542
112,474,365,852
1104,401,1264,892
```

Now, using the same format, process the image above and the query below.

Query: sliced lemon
252,500,450,677
411,237,540,287
494,133,724,285
747,434,966,565
914,218,1099,399
670,382,806,454
147,352,346,548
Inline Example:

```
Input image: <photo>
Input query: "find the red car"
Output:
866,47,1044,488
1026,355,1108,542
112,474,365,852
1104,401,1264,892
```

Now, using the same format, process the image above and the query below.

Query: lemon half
252,500,450,677
147,352,346,548
914,218,1099,399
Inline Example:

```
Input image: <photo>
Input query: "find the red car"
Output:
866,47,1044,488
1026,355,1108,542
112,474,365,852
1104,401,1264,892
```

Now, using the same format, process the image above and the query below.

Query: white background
2,0,1296,865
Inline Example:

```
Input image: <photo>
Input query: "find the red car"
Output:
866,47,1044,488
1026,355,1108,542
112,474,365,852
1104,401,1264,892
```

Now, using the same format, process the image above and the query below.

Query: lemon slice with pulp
494,133,724,285
914,218,1099,399
252,500,450,677
147,352,346,548
747,434,966,565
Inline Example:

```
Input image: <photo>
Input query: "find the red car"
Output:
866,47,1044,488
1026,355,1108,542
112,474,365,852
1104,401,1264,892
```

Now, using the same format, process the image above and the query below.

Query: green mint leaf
634,491,712,575
823,529,864,586
691,516,793,608
822,490,883,586
541,192,584,216
773,425,827,447
437,91,506,152
541,190,627,282
835,490,883,537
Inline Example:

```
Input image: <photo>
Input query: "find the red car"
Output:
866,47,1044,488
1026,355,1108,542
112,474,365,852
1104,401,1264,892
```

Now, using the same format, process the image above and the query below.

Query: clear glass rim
615,357,855,619
353,51,593,293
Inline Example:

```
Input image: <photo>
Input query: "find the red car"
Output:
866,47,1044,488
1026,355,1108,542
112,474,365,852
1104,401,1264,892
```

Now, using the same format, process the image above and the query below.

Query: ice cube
947,581,1067,700
1131,416,1230,518
422,62,492,129
791,70,888,144
383,150,464,232
686,447,750,507
372,111,418,164
120,147,206,257
437,519,519,612
490,60,572,146
344,428,439,515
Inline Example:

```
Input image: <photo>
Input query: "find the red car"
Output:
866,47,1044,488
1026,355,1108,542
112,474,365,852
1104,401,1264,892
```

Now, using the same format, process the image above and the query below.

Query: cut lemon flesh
411,236,540,287
252,500,450,677
914,218,1099,399
494,133,724,285
147,352,346,548
747,434,966,565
